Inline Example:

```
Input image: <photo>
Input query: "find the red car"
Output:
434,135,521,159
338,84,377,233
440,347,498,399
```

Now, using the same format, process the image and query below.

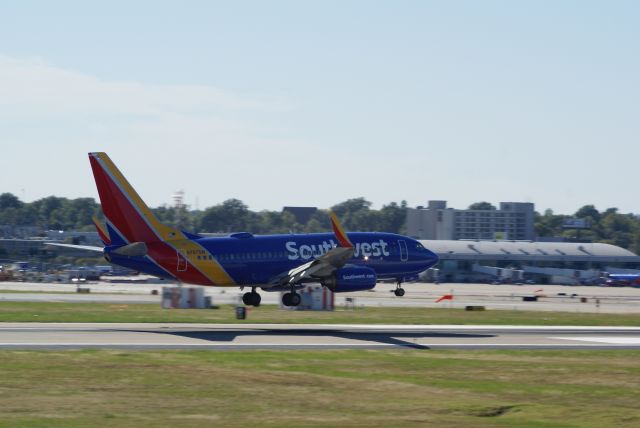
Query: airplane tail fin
88,152,184,244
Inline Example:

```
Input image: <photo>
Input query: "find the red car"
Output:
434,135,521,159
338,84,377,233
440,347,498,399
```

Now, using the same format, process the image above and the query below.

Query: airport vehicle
52,152,439,307
0,265,14,281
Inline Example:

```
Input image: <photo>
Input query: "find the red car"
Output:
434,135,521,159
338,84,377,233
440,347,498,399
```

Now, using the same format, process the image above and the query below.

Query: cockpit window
416,243,425,250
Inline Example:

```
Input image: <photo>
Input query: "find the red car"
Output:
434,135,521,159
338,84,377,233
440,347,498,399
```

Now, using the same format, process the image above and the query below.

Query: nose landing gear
394,280,405,297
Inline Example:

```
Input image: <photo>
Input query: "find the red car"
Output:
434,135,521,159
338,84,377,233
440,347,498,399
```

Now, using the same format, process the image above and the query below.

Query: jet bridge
521,266,602,285
471,264,523,282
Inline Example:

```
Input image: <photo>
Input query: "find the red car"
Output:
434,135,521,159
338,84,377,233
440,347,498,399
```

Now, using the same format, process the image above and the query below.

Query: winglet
330,212,353,248
92,215,111,246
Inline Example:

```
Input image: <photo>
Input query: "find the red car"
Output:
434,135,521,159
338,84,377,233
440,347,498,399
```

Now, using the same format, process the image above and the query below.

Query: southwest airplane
605,273,640,287
56,153,439,307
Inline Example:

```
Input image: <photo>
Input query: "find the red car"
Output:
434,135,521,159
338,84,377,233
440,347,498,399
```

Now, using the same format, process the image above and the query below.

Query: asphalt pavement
0,323,638,350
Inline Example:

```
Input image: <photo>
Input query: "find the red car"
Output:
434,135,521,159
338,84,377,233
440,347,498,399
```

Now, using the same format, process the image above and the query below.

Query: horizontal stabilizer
45,243,104,252
112,242,148,257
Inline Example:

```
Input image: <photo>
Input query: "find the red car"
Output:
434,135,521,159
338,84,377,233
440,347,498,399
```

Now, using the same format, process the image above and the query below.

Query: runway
1,323,639,350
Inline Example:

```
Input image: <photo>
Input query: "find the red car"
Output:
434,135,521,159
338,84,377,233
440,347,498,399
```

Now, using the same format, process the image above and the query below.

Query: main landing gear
242,287,261,307
282,285,301,307
394,280,406,297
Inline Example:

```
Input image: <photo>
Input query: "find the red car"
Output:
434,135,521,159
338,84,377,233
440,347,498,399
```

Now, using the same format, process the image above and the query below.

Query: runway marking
551,336,640,345
329,325,640,331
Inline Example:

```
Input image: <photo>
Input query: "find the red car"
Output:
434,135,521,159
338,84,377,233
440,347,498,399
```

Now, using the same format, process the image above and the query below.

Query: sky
1,1,638,214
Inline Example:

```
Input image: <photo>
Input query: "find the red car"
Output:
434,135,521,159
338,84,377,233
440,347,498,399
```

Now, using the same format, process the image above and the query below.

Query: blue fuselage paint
106,232,439,288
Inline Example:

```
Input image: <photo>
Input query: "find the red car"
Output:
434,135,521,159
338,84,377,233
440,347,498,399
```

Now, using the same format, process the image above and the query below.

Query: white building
407,200,535,241
422,239,640,284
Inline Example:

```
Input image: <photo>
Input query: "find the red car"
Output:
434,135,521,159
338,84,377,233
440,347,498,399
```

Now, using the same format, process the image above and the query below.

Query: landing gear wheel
282,292,291,306
282,292,301,307
251,292,261,307
242,292,253,306
242,291,262,306
394,287,405,297
290,292,301,306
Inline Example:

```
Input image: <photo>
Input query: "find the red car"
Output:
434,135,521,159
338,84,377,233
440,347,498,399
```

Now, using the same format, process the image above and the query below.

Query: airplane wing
44,242,104,253
267,212,354,288
269,246,354,287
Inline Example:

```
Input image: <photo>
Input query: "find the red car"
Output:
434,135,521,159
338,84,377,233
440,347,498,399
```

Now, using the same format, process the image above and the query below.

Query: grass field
0,349,638,427
0,301,638,325
1,302,638,427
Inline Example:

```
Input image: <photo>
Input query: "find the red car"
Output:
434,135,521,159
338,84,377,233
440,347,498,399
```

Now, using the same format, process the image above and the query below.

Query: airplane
604,273,640,287
51,152,439,307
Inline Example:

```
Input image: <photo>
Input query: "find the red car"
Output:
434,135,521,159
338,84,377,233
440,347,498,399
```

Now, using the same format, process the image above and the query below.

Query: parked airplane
604,273,640,287
52,152,439,307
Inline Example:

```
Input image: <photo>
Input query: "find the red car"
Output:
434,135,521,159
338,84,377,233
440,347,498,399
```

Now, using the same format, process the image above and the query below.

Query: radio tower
172,190,186,228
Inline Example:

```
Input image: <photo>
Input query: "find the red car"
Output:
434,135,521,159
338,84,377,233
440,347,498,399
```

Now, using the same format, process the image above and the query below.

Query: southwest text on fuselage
286,240,390,261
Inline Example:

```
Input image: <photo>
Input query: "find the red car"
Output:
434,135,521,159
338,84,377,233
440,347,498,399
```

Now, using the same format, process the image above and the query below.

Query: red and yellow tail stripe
89,152,235,286
92,215,111,245
330,212,353,248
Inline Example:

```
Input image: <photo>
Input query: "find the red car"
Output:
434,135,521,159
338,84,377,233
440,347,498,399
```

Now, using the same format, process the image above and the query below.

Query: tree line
0,193,407,236
471,201,640,254
1,192,639,253
535,205,640,253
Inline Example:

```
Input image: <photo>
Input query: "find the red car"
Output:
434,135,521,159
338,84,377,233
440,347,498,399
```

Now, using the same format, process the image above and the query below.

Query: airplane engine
323,265,377,292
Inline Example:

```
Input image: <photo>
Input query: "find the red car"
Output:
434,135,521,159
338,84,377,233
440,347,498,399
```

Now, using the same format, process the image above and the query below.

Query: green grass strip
0,301,638,325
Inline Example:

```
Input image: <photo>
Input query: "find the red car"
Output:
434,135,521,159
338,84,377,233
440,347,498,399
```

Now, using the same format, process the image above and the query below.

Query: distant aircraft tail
92,215,111,245
88,152,184,244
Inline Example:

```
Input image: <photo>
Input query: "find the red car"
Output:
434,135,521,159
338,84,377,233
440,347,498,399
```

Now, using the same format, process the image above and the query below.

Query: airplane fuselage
106,231,438,288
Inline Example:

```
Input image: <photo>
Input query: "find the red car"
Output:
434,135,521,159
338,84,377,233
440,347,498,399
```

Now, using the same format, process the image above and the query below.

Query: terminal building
407,200,535,241
419,238,640,285
407,200,640,284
